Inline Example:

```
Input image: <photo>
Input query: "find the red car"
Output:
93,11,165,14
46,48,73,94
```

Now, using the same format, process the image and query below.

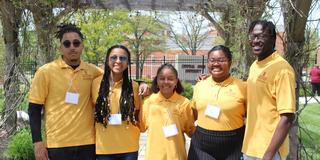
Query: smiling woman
207,45,232,83
140,63,195,160
188,45,247,160
92,44,142,160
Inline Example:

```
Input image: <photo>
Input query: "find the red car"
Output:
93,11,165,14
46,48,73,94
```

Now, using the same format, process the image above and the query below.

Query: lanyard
108,78,122,114
67,71,80,92
163,101,175,125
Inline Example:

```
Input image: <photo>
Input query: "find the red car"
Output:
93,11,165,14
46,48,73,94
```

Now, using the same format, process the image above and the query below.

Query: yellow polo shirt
29,57,103,148
92,75,141,154
141,92,195,160
242,51,296,158
192,76,246,131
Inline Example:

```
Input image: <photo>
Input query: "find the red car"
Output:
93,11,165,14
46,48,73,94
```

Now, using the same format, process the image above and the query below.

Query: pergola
78,0,227,11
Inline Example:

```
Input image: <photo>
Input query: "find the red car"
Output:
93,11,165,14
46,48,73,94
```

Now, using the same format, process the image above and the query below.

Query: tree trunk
281,0,312,159
0,0,22,135
24,1,80,65
28,5,56,65
238,0,266,80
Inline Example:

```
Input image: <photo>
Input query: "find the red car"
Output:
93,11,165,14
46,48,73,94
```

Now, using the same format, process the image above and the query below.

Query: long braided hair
95,45,136,127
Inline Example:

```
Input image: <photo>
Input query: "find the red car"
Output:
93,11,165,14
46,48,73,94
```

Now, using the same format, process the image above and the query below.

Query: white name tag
65,92,79,104
162,124,178,138
205,104,221,119
109,114,122,125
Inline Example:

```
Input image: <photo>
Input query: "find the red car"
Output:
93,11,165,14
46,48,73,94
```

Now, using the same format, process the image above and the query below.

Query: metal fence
16,55,209,85
17,55,318,85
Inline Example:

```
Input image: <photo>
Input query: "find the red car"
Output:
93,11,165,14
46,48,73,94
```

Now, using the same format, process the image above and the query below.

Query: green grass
298,103,320,159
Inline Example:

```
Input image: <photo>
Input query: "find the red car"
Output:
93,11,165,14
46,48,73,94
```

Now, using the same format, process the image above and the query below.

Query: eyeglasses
62,40,82,48
208,58,229,64
248,34,272,41
109,55,128,62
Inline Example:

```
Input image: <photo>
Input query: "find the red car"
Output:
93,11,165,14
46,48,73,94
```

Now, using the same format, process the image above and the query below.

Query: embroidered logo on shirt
258,71,268,82
82,73,93,80
225,88,235,97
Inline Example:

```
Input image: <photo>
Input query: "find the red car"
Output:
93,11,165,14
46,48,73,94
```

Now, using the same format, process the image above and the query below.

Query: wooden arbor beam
78,0,228,11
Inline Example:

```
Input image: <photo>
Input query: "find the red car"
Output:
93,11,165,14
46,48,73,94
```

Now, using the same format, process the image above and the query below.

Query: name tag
162,124,178,138
109,114,122,125
65,92,79,104
205,104,221,119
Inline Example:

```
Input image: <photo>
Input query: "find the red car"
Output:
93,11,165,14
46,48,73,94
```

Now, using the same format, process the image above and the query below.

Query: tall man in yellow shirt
28,24,103,160
242,20,296,160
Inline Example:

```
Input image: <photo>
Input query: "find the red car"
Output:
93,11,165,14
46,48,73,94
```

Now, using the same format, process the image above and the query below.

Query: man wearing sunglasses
28,23,101,160
28,23,150,160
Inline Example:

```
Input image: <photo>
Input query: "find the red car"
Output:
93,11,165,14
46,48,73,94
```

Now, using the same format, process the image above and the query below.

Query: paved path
138,133,147,160
299,96,320,104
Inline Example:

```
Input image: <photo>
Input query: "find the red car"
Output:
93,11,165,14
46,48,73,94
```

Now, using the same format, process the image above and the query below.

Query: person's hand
34,141,48,160
196,74,210,82
138,83,151,96
262,154,273,160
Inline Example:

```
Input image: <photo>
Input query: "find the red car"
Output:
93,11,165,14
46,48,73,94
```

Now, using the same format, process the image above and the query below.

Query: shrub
134,77,153,85
5,128,35,160
181,81,193,100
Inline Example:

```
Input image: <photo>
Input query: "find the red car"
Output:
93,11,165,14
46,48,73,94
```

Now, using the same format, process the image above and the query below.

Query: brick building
130,25,319,82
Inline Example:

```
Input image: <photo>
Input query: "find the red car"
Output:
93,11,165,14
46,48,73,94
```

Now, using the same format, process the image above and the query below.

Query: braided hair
95,45,136,127
55,23,84,41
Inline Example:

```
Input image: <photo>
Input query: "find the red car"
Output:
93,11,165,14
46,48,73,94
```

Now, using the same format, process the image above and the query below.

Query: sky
268,0,320,37
154,1,319,38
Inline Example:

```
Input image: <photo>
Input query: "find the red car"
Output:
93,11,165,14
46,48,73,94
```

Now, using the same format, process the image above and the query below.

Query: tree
195,0,268,79
281,0,313,159
0,23,4,83
125,11,166,79
72,9,130,65
0,0,22,135
22,1,80,65
162,11,209,55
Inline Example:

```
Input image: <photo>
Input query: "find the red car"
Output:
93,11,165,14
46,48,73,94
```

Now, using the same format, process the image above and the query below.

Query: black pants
311,83,320,96
188,126,245,160
48,144,95,160
96,151,138,160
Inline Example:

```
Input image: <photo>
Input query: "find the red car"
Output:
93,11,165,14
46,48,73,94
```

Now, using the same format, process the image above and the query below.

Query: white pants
243,152,284,160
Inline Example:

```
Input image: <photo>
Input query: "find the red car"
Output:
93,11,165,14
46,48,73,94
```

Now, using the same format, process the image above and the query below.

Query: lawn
298,103,320,159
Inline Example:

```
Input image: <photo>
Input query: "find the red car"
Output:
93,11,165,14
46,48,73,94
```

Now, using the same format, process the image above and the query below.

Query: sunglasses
109,55,128,62
62,40,82,48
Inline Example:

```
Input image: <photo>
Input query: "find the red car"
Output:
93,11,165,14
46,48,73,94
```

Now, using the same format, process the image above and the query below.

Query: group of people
28,20,296,160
